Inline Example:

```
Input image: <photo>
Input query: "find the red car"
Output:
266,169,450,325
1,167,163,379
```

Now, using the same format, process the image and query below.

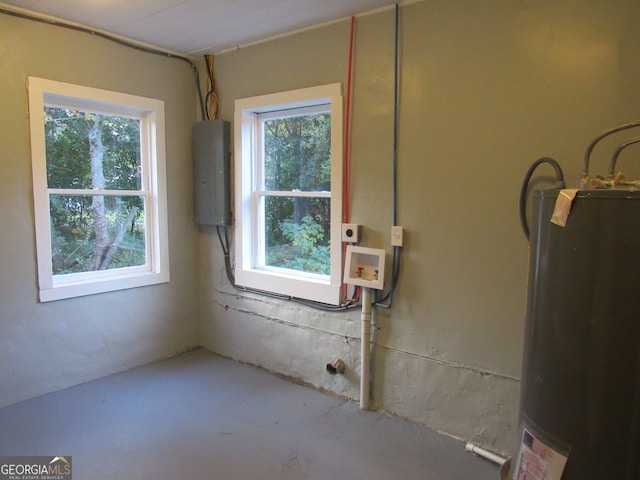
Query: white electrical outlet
341,223,360,243
391,226,403,247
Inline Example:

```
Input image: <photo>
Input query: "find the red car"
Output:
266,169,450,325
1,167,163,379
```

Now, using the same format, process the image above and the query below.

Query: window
28,77,169,302
234,84,343,305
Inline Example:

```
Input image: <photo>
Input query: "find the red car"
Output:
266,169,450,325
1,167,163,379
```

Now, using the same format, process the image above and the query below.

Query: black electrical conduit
519,158,565,241
0,7,207,120
216,226,360,312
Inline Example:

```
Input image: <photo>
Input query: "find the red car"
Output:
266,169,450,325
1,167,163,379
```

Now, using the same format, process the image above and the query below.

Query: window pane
45,107,141,190
49,194,146,274
263,112,330,192
264,196,330,275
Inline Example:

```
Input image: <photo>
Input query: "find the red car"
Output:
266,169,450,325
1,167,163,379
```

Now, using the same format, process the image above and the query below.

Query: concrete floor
0,349,500,479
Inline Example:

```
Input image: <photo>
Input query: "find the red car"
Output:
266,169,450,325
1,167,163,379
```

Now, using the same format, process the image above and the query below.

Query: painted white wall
0,14,200,407
201,0,640,454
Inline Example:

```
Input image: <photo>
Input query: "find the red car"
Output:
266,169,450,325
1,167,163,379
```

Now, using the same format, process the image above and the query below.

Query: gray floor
0,349,500,479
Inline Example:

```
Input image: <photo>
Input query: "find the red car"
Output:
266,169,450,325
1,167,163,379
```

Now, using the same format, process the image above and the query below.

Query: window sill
235,267,341,306
39,270,170,302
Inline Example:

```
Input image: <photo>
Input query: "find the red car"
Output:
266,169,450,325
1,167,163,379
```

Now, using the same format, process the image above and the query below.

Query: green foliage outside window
45,107,146,274
262,112,331,274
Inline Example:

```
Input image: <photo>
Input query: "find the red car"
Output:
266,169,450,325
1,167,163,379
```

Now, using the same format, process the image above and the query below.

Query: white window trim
234,83,343,305
28,77,170,302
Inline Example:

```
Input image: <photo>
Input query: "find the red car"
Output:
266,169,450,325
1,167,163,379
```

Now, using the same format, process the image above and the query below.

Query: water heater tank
515,189,640,479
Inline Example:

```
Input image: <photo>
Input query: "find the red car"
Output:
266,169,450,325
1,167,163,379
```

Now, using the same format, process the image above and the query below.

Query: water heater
516,188,640,479
509,121,640,479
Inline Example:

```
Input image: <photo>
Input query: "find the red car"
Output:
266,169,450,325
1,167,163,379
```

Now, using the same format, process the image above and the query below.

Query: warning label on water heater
513,428,568,480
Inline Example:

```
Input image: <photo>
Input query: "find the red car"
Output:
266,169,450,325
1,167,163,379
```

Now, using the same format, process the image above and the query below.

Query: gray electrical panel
193,119,231,225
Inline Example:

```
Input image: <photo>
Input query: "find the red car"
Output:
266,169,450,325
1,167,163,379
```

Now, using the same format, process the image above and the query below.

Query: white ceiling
0,0,402,55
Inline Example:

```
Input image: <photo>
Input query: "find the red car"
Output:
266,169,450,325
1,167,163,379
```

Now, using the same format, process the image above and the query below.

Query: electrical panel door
192,119,230,225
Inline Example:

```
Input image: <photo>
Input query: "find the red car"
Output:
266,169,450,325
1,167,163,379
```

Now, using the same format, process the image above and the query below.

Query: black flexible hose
519,157,565,241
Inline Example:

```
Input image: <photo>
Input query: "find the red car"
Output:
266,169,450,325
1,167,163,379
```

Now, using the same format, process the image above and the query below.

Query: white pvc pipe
465,442,507,466
360,287,372,410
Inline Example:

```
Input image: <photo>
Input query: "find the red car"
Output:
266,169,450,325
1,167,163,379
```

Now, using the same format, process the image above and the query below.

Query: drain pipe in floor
465,442,508,467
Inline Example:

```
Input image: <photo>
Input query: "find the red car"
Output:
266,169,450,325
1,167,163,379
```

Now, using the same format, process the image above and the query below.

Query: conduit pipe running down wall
360,287,372,409
358,5,401,407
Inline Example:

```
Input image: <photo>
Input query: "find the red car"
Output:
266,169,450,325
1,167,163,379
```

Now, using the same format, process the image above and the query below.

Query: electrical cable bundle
204,54,220,120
